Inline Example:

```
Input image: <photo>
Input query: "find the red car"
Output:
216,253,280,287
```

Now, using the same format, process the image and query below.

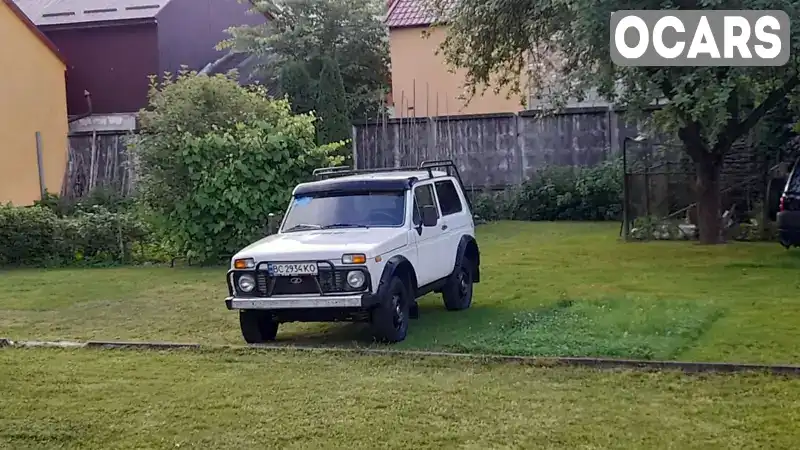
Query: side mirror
421,205,438,227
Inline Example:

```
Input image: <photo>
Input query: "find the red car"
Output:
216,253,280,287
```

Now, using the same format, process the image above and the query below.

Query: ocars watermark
610,10,790,66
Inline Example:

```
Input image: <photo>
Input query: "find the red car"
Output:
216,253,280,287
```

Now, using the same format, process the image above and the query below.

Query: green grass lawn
1,221,800,363
1,348,799,449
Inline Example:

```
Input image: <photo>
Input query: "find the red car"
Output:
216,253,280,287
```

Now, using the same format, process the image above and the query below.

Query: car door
411,182,448,286
433,179,470,274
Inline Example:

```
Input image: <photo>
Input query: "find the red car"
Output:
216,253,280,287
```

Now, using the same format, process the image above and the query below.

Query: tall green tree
433,0,800,244
279,61,315,115
223,0,390,121
315,56,351,146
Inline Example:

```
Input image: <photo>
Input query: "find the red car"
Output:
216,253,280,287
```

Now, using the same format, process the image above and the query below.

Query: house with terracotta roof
384,0,610,116
0,0,69,205
385,0,525,116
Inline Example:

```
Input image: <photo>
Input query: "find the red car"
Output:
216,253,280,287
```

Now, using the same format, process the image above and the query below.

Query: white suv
224,160,481,344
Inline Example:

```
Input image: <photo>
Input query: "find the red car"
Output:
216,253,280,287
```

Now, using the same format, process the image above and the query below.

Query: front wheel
239,310,279,344
442,259,474,311
370,276,410,343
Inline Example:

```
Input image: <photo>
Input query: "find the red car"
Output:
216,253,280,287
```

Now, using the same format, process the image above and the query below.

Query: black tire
442,258,474,311
239,310,279,344
370,276,410,343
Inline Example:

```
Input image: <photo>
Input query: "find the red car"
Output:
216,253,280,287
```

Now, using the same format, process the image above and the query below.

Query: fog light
346,270,366,289
238,274,256,293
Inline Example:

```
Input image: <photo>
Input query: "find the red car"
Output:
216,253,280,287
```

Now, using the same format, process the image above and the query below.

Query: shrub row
470,159,623,222
0,204,153,267
34,188,135,217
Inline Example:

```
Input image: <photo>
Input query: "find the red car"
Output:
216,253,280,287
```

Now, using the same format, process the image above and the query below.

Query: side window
789,160,800,192
413,184,438,225
434,180,463,216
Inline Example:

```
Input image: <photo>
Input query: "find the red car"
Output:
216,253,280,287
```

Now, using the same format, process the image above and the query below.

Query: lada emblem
289,277,303,284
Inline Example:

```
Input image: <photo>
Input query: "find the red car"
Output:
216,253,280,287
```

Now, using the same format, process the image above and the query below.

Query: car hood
233,228,408,264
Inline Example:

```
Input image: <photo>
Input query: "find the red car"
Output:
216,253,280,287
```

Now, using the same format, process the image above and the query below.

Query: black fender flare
454,235,480,283
362,255,418,308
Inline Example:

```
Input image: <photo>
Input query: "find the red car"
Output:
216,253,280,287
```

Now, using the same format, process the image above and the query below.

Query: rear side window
434,180,463,216
788,160,800,193
413,184,438,225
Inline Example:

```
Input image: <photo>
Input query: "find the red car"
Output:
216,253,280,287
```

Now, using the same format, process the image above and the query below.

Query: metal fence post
622,137,630,239
35,131,46,199
351,125,358,169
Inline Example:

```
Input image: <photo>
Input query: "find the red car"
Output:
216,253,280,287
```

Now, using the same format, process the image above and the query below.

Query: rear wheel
442,258,474,311
239,310,279,344
370,276,410,343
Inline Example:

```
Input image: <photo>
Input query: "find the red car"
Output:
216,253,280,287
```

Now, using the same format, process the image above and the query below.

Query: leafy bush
34,188,135,217
132,71,343,263
0,204,68,266
470,159,623,222
0,204,151,267
64,208,151,263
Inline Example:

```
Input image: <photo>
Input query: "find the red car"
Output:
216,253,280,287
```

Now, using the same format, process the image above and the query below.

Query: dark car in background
778,157,800,249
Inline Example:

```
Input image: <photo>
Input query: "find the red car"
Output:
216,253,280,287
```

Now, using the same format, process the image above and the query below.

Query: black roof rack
311,160,472,210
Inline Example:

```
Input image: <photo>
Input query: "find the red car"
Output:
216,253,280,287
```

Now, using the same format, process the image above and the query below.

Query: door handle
441,224,448,231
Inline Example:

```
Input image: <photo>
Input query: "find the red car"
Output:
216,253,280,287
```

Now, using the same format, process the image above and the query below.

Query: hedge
0,204,151,267
470,159,623,222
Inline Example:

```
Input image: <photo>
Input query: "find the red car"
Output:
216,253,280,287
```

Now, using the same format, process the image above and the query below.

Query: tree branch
654,70,676,100
714,75,800,153
678,120,708,160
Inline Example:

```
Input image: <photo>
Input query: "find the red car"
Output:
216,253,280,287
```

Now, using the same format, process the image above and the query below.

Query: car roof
293,170,450,196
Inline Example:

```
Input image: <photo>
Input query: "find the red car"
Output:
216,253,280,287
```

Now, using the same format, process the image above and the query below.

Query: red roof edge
384,0,404,26
3,0,66,65
384,0,451,29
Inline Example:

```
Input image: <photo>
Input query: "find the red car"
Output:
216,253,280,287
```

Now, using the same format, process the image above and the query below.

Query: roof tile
385,0,452,28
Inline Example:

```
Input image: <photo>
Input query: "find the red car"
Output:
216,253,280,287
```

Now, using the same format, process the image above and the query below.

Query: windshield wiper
283,223,324,232
322,223,368,229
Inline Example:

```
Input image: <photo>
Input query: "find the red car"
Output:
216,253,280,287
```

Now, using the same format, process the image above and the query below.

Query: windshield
281,191,407,231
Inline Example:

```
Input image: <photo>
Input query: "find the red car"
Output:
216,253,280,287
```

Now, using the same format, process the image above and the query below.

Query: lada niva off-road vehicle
224,160,480,343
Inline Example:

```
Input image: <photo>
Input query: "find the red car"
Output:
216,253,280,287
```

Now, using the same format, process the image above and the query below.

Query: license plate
267,262,318,276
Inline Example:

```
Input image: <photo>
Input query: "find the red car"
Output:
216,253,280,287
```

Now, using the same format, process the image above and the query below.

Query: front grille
248,268,367,297
273,275,319,295
319,270,347,293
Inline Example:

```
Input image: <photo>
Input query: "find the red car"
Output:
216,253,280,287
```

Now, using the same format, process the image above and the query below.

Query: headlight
346,270,366,289
238,274,256,293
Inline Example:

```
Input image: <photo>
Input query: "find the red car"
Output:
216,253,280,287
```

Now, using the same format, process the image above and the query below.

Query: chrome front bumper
225,294,366,310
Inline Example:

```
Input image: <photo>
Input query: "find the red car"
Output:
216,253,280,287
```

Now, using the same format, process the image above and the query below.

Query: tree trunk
695,152,723,244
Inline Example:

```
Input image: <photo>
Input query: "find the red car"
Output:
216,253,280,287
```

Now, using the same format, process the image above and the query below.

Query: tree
433,0,800,244
279,61,315,115
223,0,390,121
315,56,351,146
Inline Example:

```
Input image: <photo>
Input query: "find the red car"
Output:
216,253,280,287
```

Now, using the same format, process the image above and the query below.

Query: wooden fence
352,107,649,189
62,131,136,200
58,107,792,223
